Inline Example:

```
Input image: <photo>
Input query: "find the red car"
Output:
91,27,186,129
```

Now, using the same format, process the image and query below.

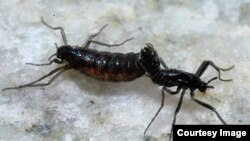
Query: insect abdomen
68,48,145,82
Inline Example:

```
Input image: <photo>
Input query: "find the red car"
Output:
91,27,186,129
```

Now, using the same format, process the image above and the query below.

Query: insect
139,43,234,141
2,17,145,91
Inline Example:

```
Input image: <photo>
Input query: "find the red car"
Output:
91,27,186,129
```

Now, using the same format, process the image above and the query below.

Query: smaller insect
2,17,142,91
139,43,234,141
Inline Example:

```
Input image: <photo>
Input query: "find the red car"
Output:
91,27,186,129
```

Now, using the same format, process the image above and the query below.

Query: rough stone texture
0,0,249,141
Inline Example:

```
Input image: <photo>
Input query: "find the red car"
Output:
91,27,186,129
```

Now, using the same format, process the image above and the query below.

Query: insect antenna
206,76,217,88
207,76,217,84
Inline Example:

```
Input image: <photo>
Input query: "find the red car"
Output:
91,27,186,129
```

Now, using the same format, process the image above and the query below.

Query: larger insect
139,44,234,141
2,18,148,90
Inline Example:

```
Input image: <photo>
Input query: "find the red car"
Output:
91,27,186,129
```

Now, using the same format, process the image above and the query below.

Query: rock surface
0,1,249,141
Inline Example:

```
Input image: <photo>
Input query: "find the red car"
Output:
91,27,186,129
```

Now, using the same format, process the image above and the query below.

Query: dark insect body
139,44,234,141
58,46,144,82
2,17,144,91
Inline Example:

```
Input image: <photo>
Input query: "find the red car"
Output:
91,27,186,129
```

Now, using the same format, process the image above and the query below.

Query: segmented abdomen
67,48,145,82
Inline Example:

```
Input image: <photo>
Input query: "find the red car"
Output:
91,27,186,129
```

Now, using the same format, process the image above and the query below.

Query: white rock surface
0,0,250,141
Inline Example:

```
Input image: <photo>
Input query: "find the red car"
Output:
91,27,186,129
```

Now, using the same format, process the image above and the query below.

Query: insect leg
190,91,227,124
2,66,68,91
195,60,234,81
41,17,68,45
163,86,181,95
82,24,134,48
82,24,109,48
88,37,134,47
169,88,186,141
159,57,169,69
144,88,165,135
26,58,63,66
19,67,70,88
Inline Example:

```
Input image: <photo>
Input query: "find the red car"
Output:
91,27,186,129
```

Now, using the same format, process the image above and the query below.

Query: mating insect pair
2,18,234,141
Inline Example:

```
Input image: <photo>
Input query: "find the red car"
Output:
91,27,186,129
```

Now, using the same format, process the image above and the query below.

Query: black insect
2,17,144,91
139,43,234,141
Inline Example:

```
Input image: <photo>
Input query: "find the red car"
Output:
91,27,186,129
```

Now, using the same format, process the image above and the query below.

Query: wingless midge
139,44,234,141
2,17,149,90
